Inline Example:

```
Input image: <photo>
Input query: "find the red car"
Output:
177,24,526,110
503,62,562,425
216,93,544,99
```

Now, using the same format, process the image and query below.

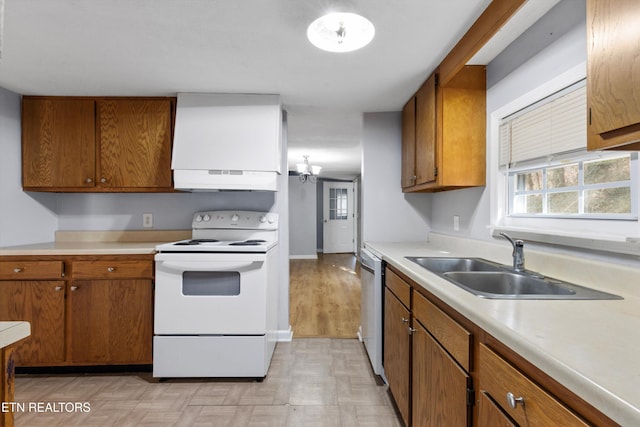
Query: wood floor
13,339,402,426
289,254,361,338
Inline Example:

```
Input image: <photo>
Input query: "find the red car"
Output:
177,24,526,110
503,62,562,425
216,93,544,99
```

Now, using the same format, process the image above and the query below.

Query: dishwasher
359,248,384,377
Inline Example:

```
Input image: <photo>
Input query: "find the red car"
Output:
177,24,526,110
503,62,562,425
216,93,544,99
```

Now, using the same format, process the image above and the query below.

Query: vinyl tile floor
13,338,402,426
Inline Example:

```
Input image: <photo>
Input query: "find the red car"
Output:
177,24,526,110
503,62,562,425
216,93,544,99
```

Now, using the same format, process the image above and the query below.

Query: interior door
322,181,354,253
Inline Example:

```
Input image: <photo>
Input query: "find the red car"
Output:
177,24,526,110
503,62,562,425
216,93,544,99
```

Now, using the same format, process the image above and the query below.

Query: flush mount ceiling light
307,12,375,53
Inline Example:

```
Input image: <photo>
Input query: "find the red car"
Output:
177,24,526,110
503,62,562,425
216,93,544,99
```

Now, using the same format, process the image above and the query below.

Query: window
500,80,637,220
329,187,349,220
509,153,636,219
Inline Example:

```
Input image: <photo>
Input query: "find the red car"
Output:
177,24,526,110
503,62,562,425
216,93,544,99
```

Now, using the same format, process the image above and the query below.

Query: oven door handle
157,260,264,273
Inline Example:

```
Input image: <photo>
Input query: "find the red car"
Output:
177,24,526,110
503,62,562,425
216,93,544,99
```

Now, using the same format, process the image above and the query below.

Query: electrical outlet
453,215,460,231
143,213,153,228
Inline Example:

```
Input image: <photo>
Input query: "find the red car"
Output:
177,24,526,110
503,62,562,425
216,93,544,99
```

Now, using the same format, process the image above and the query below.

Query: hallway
289,254,361,338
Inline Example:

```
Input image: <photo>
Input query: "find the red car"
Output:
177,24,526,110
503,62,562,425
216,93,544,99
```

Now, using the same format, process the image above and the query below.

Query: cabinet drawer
413,290,471,371
0,261,64,280
385,268,411,308
72,260,153,279
478,344,589,426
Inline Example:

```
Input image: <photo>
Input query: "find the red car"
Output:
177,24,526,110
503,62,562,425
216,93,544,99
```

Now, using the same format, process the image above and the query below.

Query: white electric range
153,210,279,379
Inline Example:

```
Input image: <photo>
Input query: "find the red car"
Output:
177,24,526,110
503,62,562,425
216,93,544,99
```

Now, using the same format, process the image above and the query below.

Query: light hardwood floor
289,254,361,338
14,339,402,426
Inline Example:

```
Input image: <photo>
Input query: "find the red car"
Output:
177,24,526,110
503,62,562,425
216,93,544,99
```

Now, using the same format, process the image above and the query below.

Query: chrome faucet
499,232,525,273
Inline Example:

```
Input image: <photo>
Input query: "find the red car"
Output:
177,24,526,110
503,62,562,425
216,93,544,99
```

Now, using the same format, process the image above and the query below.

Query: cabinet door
402,97,417,189
383,287,410,426
22,98,96,189
587,0,640,150
97,99,173,189
0,281,65,366
68,279,153,364
415,73,437,185
412,321,470,427
478,391,517,427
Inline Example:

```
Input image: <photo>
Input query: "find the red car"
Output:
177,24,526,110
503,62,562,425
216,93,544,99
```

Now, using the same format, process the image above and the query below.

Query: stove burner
174,239,220,246
229,239,267,246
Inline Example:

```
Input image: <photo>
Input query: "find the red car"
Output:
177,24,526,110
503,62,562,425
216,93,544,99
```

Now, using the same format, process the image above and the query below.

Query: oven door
154,252,268,335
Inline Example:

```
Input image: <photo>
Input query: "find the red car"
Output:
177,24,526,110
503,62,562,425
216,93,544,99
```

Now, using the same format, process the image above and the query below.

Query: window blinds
500,80,586,167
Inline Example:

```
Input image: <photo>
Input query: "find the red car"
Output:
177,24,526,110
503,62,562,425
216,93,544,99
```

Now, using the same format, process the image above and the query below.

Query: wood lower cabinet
478,344,589,426
412,321,470,427
383,265,616,427
587,0,640,150
0,281,65,366
69,279,153,364
0,255,154,367
22,96,175,192
384,286,411,426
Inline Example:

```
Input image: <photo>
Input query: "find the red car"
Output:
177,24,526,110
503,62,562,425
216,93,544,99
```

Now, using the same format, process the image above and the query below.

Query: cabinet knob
13,268,23,273
70,285,79,291
100,177,108,183
107,267,116,272
54,286,63,291
408,327,416,335
401,317,409,323
506,392,524,409
85,178,93,183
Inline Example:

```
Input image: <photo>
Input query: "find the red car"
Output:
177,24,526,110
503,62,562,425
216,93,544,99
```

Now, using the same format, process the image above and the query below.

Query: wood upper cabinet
402,66,486,192
587,0,640,150
22,98,96,188
97,99,173,189
384,285,411,426
22,96,174,192
401,97,417,189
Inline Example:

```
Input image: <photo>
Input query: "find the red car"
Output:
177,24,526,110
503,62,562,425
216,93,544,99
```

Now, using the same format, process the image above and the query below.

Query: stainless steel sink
406,257,622,300
406,257,504,273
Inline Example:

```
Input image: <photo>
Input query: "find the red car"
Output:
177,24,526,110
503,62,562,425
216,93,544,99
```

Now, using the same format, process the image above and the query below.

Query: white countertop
366,234,640,426
0,321,31,349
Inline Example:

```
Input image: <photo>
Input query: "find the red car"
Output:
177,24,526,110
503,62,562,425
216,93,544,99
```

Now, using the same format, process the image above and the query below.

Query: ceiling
0,0,559,180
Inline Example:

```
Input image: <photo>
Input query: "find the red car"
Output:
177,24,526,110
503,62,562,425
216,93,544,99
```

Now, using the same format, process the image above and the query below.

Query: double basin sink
406,257,622,300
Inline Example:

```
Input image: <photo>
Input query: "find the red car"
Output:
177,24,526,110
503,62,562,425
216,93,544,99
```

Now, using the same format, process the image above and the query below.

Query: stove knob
259,215,267,223
195,214,203,222
203,214,211,222
268,215,276,224
231,214,239,222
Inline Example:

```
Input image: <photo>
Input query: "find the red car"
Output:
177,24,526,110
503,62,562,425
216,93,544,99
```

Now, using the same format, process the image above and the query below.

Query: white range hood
172,93,282,191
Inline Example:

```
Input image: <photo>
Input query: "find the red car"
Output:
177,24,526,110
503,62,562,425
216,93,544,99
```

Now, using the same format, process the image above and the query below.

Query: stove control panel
192,211,278,230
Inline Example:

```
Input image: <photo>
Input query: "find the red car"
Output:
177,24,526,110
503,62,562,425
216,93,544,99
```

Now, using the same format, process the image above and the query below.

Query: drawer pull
54,286,63,291
506,392,524,409
70,285,79,291
13,268,23,273
107,267,116,272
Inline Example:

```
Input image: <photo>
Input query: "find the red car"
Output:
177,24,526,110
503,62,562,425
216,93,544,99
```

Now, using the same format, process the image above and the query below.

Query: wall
431,0,587,242
0,87,58,247
361,112,431,243
288,175,317,258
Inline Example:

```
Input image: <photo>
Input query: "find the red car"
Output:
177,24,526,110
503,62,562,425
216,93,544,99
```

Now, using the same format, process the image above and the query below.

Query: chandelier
297,155,322,183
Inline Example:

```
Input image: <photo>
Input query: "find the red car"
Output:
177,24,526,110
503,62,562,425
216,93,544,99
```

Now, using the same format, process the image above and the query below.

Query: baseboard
276,325,294,342
289,254,318,260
